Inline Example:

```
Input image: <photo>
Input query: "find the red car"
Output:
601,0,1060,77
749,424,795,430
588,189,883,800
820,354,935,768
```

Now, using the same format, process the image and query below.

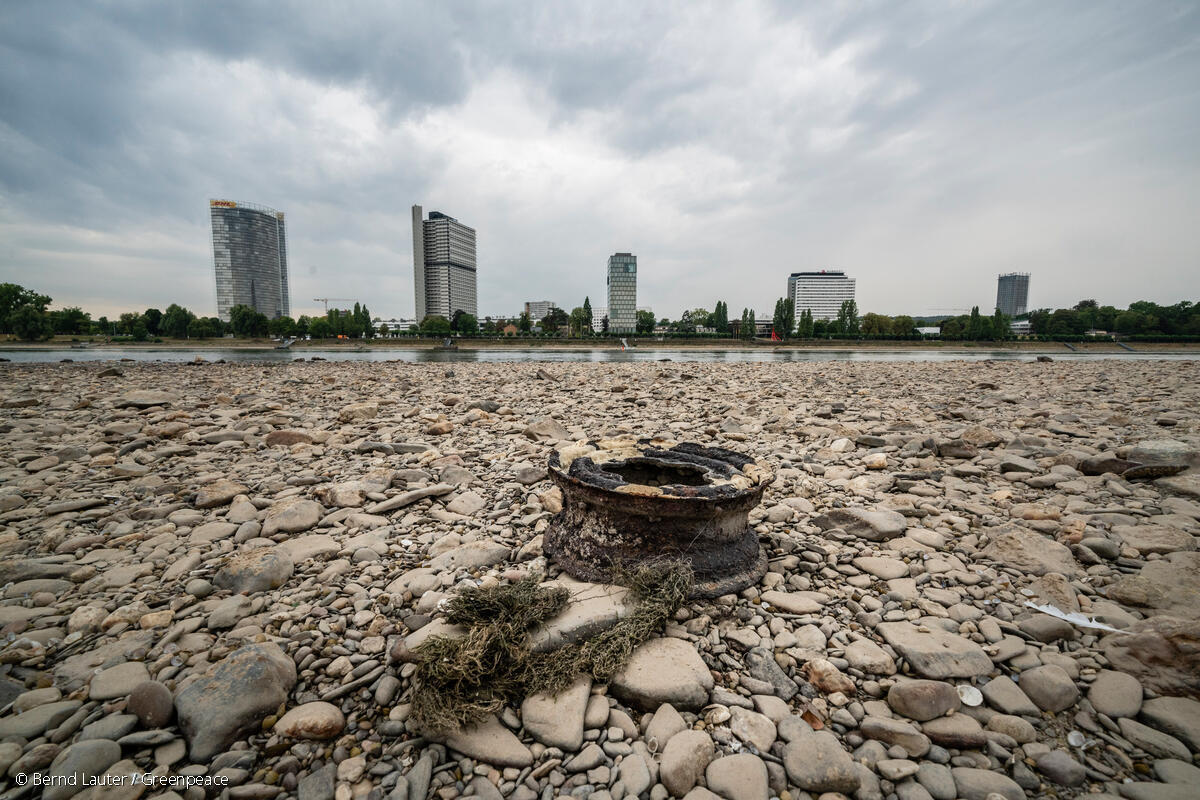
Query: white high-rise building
524,301,556,322
606,253,637,333
412,205,477,322
788,270,856,321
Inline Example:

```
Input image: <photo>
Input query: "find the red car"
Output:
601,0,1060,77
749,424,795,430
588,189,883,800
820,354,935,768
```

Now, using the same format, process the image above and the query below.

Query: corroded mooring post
543,439,772,598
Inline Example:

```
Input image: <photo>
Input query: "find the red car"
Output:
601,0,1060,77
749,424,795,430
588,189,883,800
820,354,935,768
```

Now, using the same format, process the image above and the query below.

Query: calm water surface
2,347,1197,364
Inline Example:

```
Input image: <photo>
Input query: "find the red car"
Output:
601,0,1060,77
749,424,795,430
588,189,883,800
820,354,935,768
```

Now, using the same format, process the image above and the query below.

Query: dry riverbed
1,359,1198,800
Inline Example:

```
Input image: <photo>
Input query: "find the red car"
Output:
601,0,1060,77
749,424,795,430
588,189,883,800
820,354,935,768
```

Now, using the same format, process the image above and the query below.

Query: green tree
116,312,141,335
11,304,53,341
161,304,195,338
1027,308,1051,335
0,284,51,333
711,301,729,333
142,308,163,336
836,299,860,335
636,309,656,334
457,313,478,335
51,306,91,335
308,318,333,338
966,306,982,339
230,304,268,337
187,316,218,339
569,306,590,337
420,315,451,335
860,313,892,336
989,309,1009,340
542,307,569,332
582,297,593,334
268,316,296,337
518,312,532,332
812,318,829,337
800,308,816,338
891,315,916,336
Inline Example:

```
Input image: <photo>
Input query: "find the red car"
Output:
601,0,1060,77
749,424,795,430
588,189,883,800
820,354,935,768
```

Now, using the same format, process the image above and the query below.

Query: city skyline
2,4,1199,320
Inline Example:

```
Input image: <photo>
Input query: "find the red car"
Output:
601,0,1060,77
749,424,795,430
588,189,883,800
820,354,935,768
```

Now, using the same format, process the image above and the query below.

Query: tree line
4,281,1197,342
0,282,380,341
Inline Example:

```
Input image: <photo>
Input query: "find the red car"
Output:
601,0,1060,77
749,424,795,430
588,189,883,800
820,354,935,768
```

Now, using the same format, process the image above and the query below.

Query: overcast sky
1,1,1198,321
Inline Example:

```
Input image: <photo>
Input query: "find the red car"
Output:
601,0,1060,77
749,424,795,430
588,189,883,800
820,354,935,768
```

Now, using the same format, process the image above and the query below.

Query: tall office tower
788,270,856,321
995,272,1030,316
606,253,637,333
412,205,477,321
525,300,557,321
210,199,290,322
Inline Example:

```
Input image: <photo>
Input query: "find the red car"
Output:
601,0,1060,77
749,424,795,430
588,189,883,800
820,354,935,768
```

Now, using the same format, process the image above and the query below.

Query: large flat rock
876,622,994,679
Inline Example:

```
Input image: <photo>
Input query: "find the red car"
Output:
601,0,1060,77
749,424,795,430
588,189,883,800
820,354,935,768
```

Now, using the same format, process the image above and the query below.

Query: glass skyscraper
412,205,477,322
996,272,1030,317
607,253,637,333
210,199,290,322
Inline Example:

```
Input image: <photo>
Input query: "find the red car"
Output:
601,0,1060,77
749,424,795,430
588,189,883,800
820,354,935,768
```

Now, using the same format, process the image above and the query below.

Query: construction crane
313,298,358,312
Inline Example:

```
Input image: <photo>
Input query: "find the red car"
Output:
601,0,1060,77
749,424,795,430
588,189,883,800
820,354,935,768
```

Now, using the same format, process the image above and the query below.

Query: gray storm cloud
1,0,1197,320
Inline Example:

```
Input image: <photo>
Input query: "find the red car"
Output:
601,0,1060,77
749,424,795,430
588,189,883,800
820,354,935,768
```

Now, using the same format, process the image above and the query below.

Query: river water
2,347,1197,364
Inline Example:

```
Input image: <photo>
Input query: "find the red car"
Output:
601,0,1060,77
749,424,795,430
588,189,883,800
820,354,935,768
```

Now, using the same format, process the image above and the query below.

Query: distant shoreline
2,337,1198,354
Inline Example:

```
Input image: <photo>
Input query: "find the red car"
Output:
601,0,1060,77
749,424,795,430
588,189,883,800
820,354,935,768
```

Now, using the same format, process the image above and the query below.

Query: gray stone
981,675,1039,716
44,739,122,800
859,716,930,757
520,674,590,751
1140,696,1200,751
876,622,993,679
89,661,150,700
195,479,248,509
1153,758,1200,786
950,767,1024,800
1018,664,1079,712
705,753,769,800
214,547,295,594
1088,670,1143,718
921,714,987,749
916,762,956,800
611,637,714,712
262,498,323,534
175,642,297,761
523,418,571,442
660,730,714,797
1035,750,1085,786
646,703,689,750
886,680,960,721
980,526,1081,577
77,714,138,741
781,729,860,794
207,594,253,629
1118,717,1191,761
1113,524,1197,555
1018,614,1077,643
813,507,906,542
298,764,336,800
443,715,533,767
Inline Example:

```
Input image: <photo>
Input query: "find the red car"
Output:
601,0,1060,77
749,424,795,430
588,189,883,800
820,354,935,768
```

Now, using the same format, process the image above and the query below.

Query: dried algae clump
410,562,693,734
